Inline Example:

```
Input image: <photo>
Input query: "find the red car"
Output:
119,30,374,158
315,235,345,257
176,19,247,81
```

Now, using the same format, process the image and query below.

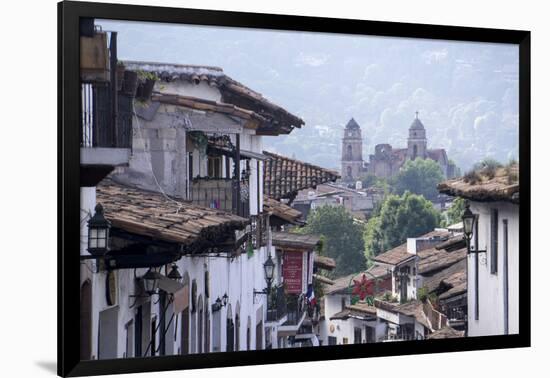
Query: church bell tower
407,112,427,160
341,118,363,181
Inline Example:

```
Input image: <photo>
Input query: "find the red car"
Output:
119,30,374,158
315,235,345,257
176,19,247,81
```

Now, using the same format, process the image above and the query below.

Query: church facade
340,114,456,182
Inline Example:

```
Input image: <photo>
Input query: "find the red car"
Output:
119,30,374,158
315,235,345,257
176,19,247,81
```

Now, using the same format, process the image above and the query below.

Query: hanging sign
283,251,303,294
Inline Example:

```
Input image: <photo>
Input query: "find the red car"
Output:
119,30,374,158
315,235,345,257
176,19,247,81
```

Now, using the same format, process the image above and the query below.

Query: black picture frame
58,1,531,376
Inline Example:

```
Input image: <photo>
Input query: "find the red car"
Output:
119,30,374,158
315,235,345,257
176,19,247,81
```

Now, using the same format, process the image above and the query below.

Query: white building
317,265,391,345
438,163,520,336
79,49,339,360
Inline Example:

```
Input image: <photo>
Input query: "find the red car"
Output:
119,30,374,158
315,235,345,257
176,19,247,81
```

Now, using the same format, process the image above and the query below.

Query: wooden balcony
80,30,132,186
267,285,288,323
189,178,249,217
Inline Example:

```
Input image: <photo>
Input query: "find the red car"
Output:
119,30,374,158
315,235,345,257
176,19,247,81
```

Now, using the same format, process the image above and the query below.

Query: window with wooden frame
207,155,222,178
491,209,499,274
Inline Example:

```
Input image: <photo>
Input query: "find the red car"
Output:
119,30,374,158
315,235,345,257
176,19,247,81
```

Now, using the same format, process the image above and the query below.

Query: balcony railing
284,295,306,326
189,178,250,217
80,31,132,150
267,285,287,322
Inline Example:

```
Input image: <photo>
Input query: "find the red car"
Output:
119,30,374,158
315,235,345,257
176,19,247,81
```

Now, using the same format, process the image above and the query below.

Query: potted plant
136,70,159,100
115,61,125,91
122,70,139,97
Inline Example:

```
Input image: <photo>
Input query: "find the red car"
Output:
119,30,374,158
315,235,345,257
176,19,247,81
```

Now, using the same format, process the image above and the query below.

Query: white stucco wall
86,245,272,359
318,294,386,345
157,81,222,102
84,77,285,359
467,201,519,336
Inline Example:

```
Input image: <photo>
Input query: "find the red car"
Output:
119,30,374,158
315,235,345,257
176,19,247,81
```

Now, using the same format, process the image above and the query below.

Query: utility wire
132,100,184,214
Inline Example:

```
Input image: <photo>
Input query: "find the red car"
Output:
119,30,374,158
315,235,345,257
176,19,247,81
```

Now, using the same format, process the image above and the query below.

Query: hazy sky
98,19,519,171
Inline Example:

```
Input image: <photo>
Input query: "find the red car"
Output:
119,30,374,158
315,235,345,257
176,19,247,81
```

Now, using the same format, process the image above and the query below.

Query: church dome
345,118,361,129
409,112,425,130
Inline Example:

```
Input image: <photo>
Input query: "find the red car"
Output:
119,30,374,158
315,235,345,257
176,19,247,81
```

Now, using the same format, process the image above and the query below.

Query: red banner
283,252,303,294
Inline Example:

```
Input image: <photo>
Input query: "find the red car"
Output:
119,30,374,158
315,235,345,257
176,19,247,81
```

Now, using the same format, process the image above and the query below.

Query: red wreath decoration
351,274,375,300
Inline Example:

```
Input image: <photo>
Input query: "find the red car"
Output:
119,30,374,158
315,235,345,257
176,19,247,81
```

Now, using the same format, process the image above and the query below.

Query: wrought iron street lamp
254,255,276,302
222,293,229,306
461,201,486,324
142,267,161,296
462,202,475,245
212,293,229,312
263,255,275,289
461,202,486,255
167,264,183,283
87,203,111,257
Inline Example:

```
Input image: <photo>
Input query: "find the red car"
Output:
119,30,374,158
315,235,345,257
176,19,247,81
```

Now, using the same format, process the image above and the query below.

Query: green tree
302,205,366,277
364,191,440,258
363,215,383,262
394,159,444,200
440,197,465,227
359,174,391,195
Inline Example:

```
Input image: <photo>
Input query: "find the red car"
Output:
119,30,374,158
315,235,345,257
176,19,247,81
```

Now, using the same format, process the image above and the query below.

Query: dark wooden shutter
135,306,143,357
491,209,499,274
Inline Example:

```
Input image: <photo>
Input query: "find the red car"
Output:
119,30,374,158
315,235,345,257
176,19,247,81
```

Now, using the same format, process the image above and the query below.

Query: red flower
352,274,374,300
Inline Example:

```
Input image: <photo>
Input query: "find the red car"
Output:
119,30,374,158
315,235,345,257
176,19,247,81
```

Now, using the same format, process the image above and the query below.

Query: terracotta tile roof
438,163,519,203
347,302,378,316
330,302,377,320
439,271,467,300
373,230,454,267
124,60,304,135
417,246,467,275
374,299,431,330
323,265,390,295
150,93,267,126
313,274,335,285
272,232,321,250
427,326,464,339
393,301,432,330
263,151,340,200
314,255,336,271
435,235,466,251
372,243,414,266
96,180,248,246
422,259,467,294
263,196,303,225
323,273,355,295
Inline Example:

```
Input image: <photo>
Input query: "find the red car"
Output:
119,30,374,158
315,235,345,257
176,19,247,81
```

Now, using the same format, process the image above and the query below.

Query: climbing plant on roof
189,131,208,156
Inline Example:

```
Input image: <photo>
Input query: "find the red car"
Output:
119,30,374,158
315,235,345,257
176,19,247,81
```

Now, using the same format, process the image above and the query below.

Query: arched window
346,145,353,160
197,296,203,354
226,304,234,352
347,166,352,178
246,316,251,350
180,272,190,355
413,145,418,160
235,302,241,351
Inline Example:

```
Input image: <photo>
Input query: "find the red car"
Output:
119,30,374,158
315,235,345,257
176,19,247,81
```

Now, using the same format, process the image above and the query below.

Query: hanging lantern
87,203,111,257
167,264,183,282
142,268,161,295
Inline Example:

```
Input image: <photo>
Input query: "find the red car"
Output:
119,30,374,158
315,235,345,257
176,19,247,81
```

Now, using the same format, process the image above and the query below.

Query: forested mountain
100,19,519,171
